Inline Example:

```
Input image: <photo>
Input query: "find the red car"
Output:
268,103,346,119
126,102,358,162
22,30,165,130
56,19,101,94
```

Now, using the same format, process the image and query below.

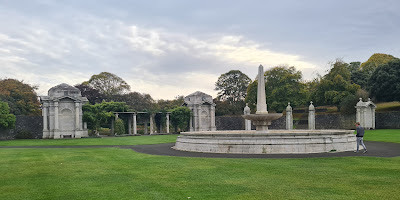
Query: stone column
42,102,49,138
144,119,148,134
128,115,132,134
189,109,194,132
286,102,293,130
308,101,315,130
256,65,268,114
166,113,170,133
150,114,154,134
244,103,251,131
372,107,376,129
197,106,201,131
210,105,216,131
75,102,80,130
133,113,137,135
54,101,60,139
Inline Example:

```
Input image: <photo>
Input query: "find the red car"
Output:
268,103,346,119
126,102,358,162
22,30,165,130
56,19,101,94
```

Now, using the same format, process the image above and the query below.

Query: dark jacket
356,126,365,137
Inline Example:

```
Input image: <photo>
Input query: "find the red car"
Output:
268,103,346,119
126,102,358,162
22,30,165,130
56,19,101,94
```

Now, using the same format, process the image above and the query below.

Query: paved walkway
1,141,399,158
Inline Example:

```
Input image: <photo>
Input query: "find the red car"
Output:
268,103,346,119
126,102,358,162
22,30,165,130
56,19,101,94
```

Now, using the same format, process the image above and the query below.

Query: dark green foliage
311,60,360,111
368,59,400,102
215,70,251,103
170,107,191,132
245,66,307,113
339,94,358,114
214,99,246,116
114,118,125,135
0,79,41,116
74,83,105,104
83,101,130,134
112,92,156,111
0,101,16,129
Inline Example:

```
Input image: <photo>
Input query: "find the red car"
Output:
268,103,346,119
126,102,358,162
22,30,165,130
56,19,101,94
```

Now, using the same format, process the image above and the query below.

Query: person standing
355,122,367,153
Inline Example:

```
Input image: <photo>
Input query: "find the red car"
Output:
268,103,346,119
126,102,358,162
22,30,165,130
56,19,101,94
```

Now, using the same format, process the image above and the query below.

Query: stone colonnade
113,112,171,135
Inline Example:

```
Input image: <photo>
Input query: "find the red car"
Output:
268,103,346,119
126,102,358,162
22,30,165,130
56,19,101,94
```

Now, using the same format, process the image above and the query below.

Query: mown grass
375,101,400,112
0,134,178,146
0,148,399,200
364,129,400,143
1,130,399,199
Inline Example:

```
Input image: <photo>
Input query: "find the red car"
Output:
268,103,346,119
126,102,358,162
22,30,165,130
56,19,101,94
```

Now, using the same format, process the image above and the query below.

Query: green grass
1,148,399,200
364,129,400,143
1,130,400,199
0,134,178,146
375,101,400,112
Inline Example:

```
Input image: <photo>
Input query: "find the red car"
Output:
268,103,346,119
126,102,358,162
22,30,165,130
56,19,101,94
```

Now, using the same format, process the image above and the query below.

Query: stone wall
0,115,42,140
216,112,400,130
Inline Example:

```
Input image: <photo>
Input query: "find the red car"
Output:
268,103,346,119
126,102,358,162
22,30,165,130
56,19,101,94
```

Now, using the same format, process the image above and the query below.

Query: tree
368,59,400,102
311,59,360,110
83,101,130,134
215,70,251,103
170,106,191,132
0,101,16,129
84,72,130,97
0,79,41,116
361,53,397,76
74,83,105,104
112,92,155,111
245,66,307,113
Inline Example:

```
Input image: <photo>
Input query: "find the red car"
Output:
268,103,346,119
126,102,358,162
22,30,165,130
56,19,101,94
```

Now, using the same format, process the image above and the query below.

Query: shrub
114,118,125,135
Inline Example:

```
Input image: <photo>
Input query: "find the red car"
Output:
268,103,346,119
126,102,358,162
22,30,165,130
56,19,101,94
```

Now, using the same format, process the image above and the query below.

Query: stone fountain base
174,130,356,154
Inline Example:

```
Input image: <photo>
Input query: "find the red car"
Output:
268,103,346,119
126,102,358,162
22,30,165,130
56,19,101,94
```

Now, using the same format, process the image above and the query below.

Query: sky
1,0,399,100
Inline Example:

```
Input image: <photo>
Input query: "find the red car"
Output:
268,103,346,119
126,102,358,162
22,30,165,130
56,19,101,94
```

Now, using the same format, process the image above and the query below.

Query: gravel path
1,141,399,158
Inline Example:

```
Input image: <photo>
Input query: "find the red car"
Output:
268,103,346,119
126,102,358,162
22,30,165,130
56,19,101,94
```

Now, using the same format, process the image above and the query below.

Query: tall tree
215,70,251,103
113,92,155,112
311,59,360,110
245,66,307,113
368,59,400,102
0,79,40,116
74,83,105,104
84,72,130,97
361,53,397,75
0,100,16,129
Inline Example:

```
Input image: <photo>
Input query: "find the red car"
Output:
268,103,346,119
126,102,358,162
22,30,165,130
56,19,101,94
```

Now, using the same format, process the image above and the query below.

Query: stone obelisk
256,65,268,114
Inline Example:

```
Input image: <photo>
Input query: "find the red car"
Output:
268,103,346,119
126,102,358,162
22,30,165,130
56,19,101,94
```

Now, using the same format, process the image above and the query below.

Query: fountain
174,65,356,154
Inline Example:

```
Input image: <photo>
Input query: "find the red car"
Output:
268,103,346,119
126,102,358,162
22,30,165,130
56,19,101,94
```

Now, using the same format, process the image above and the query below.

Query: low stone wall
0,115,42,140
216,112,400,130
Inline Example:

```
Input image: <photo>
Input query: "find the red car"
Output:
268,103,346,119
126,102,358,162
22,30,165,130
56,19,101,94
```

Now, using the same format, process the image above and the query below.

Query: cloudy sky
1,0,399,100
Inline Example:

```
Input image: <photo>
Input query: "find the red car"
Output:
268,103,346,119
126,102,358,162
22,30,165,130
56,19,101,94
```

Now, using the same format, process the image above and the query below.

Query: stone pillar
150,114,154,134
75,102,80,130
84,122,87,130
256,65,268,114
128,115,132,135
372,107,376,129
244,103,251,131
308,101,315,130
54,101,60,139
197,106,201,131
189,110,194,132
133,113,137,135
42,102,49,138
210,105,216,131
286,102,293,130
166,113,170,133
144,119,148,134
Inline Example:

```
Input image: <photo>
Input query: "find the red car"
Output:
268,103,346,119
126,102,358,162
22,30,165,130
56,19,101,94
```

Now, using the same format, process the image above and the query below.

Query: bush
115,118,125,135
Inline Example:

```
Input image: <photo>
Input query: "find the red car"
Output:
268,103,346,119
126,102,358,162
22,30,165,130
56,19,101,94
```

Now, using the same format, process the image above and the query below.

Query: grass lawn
364,129,400,143
0,134,178,146
1,130,399,200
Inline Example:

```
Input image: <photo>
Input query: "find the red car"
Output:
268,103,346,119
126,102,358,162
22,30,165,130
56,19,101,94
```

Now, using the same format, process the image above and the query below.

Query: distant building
355,98,376,129
40,83,88,139
183,91,216,131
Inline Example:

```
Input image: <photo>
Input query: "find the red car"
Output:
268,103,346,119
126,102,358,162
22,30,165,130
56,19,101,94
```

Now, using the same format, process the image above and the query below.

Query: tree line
214,53,400,115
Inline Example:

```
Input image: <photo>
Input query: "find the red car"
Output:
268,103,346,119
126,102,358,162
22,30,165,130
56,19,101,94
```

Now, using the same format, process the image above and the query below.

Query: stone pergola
112,112,171,135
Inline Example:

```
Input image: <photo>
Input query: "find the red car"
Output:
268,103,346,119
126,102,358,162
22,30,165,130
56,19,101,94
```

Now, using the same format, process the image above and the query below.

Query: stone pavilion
183,91,216,131
40,83,88,139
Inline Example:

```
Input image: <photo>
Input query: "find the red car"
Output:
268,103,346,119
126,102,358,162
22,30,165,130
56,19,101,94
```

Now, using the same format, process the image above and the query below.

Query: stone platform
174,130,356,154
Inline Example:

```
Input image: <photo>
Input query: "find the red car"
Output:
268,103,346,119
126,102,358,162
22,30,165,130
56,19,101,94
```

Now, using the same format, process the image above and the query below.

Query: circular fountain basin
174,130,356,154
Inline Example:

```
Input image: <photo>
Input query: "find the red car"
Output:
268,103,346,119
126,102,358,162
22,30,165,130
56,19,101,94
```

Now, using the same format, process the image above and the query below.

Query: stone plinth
174,130,356,154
